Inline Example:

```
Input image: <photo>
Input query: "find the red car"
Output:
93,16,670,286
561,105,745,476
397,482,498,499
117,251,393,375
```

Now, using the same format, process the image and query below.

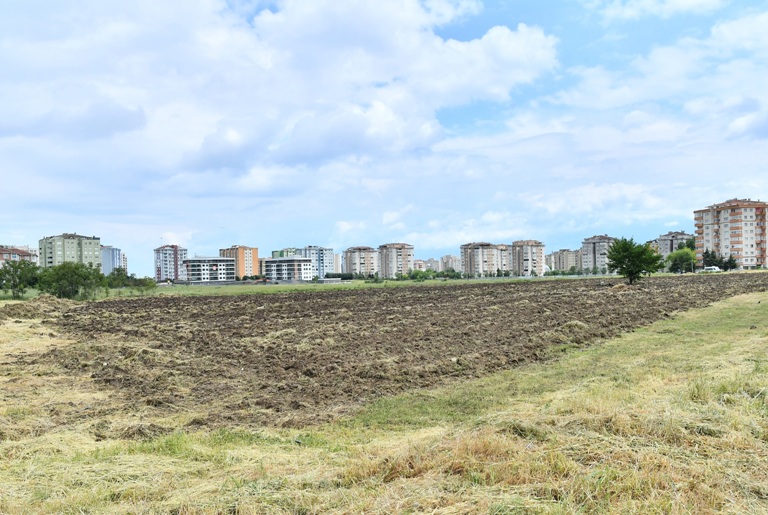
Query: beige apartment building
343,246,379,277
547,249,582,272
378,243,414,279
460,242,504,278
694,198,767,269
39,233,101,269
511,240,545,276
581,235,616,272
219,245,259,278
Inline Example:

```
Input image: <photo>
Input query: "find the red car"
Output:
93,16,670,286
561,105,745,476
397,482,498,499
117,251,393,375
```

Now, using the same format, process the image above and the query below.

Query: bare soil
7,274,768,430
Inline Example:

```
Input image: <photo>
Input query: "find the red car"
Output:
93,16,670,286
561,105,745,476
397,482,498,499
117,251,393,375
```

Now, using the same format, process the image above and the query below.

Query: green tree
38,262,105,299
0,260,39,299
666,248,696,273
723,254,738,271
607,237,664,285
106,267,130,288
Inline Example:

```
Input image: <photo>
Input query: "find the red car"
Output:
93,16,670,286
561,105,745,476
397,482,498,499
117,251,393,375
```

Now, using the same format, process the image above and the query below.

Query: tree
106,267,130,288
0,260,39,299
38,262,105,299
666,248,696,273
607,237,664,284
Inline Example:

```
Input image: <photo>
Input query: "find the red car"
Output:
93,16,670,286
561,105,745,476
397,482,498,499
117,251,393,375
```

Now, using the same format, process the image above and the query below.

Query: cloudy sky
2,0,767,276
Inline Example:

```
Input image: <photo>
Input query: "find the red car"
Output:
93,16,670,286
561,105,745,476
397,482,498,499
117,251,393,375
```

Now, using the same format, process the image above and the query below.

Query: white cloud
588,0,726,20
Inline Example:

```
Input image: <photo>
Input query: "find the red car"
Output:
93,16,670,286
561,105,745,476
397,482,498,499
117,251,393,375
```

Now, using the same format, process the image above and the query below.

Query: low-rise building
184,256,236,282
0,246,36,267
263,256,312,282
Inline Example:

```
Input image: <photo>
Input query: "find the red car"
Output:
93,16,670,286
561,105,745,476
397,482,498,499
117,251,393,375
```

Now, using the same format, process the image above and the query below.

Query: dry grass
1,293,768,513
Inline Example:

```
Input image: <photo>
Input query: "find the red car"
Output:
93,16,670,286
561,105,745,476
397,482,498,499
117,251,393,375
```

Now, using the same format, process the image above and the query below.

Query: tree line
0,261,156,300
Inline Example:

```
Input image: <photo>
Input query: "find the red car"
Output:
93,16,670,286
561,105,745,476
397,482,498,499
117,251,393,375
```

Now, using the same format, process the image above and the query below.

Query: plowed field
27,274,768,428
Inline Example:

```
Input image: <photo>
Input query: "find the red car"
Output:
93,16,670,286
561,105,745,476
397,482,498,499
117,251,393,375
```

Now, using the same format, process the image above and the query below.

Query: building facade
460,242,504,278
511,240,545,276
0,246,36,267
694,198,767,269
581,235,616,272
154,244,188,282
648,231,694,259
219,245,259,278
263,257,313,282
295,246,335,279
378,243,414,279
440,254,462,273
39,234,101,269
101,246,123,276
343,246,379,277
546,249,582,272
183,256,236,282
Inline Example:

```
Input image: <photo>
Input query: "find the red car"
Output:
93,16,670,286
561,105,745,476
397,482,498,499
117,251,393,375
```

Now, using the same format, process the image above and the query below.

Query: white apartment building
694,198,767,269
39,233,101,269
154,244,188,282
378,243,414,279
581,235,616,272
343,246,379,277
263,256,313,282
511,240,545,277
295,246,335,279
183,256,236,282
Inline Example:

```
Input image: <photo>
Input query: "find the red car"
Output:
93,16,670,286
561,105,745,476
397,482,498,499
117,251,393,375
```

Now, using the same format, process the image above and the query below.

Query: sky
2,0,767,277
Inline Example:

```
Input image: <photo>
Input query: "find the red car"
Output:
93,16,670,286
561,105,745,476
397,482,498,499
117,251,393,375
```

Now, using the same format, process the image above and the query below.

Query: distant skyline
2,1,767,277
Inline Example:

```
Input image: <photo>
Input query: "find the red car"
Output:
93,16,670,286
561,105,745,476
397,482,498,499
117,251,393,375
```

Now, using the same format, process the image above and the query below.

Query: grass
1,293,768,513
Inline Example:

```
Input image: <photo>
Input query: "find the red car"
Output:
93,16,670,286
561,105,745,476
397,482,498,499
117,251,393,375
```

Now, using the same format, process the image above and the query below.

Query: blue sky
2,0,767,277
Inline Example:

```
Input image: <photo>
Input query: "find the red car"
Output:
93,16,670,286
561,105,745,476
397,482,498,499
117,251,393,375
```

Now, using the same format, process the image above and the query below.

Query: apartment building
219,245,259,278
154,244,188,282
648,231,693,259
343,246,379,277
440,254,462,273
263,256,312,282
39,233,101,269
460,242,504,278
0,246,36,267
101,246,123,275
183,256,236,282
546,249,581,272
378,243,414,279
581,235,616,272
694,198,767,269
295,246,335,279
511,240,545,277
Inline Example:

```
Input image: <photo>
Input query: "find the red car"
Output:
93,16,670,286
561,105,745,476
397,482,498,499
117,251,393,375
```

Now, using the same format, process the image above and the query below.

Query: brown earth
6,273,768,431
